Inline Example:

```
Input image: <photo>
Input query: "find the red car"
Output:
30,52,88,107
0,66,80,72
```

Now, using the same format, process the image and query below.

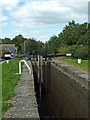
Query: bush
2,49,11,59
73,46,88,59
59,45,77,54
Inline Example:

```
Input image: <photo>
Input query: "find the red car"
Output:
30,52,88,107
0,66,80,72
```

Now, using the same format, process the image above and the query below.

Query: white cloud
20,30,42,38
29,31,41,35
16,29,23,33
0,0,19,12
9,0,88,28
1,0,88,29
0,0,19,28
0,16,8,28
1,0,89,40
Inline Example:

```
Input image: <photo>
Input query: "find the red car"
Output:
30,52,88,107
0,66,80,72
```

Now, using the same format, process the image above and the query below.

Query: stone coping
51,59,88,90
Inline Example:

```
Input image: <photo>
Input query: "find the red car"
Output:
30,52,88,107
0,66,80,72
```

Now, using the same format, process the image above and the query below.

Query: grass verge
2,60,21,115
60,58,88,71
0,64,2,120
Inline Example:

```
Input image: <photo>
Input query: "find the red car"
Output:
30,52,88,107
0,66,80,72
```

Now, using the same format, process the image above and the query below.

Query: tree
58,20,78,45
12,34,25,54
47,20,88,59
25,38,44,56
2,38,12,44
48,35,59,55
58,21,88,46
42,42,48,58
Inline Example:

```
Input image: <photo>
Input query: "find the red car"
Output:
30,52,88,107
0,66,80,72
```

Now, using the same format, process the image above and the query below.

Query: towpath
0,61,5,64
3,60,39,119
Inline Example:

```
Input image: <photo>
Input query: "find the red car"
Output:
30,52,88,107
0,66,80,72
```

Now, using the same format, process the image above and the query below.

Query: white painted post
6,60,10,63
19,60,31,74
78,59,81,64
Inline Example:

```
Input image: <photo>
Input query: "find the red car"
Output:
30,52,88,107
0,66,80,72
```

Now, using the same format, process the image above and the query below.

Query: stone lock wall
32,61,88,118
49,63,88,118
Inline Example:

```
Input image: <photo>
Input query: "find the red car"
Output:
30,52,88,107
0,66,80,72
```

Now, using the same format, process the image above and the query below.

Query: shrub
73,46,88,59
2,49,11,59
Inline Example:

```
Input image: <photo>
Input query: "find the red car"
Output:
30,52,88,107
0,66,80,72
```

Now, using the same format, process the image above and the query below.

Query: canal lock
32,61,57,119
31,60,88,119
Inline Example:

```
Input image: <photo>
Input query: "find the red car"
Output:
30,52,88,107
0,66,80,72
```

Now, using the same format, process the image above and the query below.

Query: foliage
1,21,88,59
2,60,21,114
48,35,59,55
12,34,25,54
42,42,48,58
1,34,45,56
2,38,13,44
58,45,77,54
73,46,88,59
2,49,11,55
46,20,88,59
58,21,88,46
25,38,44,55
2,49,11,59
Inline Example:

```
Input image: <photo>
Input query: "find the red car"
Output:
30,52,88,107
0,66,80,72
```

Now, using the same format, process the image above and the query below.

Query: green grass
0,64,2,120
60,58,88,71
2,60,21,115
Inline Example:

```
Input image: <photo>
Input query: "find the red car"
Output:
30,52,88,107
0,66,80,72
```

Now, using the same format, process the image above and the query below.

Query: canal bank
3,60,39,119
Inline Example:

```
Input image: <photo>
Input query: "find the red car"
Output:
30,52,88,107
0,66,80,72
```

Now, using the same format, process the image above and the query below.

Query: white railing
19,60,31,74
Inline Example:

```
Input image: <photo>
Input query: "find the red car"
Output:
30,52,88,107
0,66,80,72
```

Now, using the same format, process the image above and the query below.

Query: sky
0,0,89,42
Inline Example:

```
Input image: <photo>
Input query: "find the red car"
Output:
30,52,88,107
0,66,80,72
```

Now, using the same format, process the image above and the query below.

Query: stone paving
3,60,40,119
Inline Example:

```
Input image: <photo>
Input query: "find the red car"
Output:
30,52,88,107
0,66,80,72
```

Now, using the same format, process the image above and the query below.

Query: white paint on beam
66,53,72,56
5,54,11,57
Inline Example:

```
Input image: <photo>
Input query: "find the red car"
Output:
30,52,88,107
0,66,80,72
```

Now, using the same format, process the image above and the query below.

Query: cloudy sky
0,0,89,42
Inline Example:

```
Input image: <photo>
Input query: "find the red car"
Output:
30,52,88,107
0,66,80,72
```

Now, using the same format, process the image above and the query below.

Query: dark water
35,85,56,120
33,65,56,119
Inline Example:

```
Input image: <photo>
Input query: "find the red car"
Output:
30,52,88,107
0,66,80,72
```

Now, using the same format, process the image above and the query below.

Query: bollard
6,60,10,63
78,59,81,64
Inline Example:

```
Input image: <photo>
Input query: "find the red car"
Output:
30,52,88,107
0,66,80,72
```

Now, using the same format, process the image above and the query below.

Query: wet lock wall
32,61,56,119
50,63,88,118
32,61,88,119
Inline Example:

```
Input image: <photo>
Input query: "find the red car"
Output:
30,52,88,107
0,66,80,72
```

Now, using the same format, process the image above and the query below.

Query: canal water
36,85,56,119
33,72,57,119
